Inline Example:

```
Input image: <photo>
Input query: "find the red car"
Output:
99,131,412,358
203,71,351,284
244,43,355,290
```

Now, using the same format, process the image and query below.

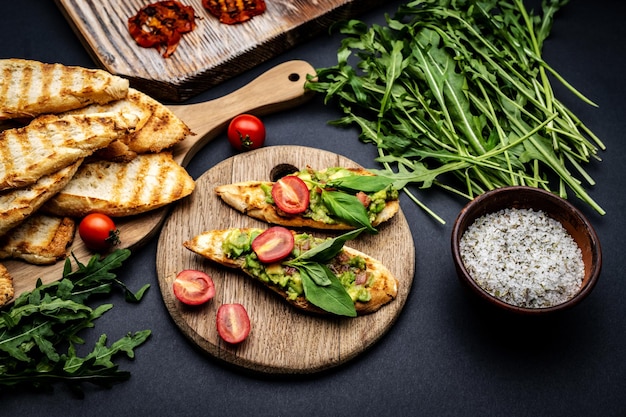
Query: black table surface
2,1,625,416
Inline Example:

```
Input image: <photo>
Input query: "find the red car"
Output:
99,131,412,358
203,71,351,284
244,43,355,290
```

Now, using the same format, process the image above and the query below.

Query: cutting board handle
168,60,317,166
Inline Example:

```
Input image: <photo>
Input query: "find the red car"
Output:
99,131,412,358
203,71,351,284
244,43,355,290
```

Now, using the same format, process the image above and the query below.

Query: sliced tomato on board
216,303,251,344
251,226,295,263
271,175,310,214
172,269,215,305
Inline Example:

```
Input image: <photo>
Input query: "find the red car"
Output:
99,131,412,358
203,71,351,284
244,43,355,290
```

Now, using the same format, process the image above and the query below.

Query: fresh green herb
321,190,378,233
293,227,365,263
300,267,357,317
0,249,151,397
286,228,366,317
306,0,605,222
326,174,395,193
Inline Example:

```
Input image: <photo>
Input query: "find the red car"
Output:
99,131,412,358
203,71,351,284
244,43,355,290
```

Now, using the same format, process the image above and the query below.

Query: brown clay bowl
451,186,602,314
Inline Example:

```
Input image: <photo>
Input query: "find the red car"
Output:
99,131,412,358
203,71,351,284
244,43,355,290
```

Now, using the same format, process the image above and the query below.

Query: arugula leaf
321,190,377,233
0,249,151,396
300,269,357,317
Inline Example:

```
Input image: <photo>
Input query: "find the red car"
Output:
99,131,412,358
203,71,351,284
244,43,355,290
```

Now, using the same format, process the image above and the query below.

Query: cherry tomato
173,269,215,306
78,213,120,251
216,303,251,344
251,226,294,263
271,175,310,214
227,114,266,151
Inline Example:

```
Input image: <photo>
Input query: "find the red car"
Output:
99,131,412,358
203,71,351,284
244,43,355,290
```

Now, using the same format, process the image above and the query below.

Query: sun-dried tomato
202,0,267,25
128,1,196,58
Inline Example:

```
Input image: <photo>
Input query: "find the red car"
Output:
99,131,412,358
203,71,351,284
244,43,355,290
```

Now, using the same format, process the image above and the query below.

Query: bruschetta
183,227,398,316
215,167,400,231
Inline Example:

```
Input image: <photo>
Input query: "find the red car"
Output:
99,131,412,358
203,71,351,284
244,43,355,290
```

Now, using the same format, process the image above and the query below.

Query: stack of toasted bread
0,58,196,306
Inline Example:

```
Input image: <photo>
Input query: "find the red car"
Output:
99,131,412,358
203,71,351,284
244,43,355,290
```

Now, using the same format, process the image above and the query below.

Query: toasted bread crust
44,152,195,217
0,58,129,120
0,112,137,190
0,214,75,265
0,263,13,307
0,159,82,236
183,228,398,316
68,88,192,161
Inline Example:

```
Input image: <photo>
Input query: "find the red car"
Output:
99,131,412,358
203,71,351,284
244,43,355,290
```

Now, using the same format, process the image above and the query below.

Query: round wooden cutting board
156,146,415,374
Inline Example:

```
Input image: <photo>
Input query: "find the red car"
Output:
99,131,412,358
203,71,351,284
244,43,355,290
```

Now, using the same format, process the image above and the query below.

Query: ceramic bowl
451,186,602,314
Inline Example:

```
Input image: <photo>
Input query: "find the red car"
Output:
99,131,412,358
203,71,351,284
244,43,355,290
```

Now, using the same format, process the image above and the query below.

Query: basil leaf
300,269,357,317
327,174,395,193
292,228,365,263
291,261,332,286
321,190,377,233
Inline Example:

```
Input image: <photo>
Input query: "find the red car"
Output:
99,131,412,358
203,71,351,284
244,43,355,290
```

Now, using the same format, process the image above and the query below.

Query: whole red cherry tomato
227,114,266,151
78,213,120,251
173,269,215,305
216,303,251,344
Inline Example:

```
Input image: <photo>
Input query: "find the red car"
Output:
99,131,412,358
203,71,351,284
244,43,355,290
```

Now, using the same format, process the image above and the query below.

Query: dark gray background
1,1,625,416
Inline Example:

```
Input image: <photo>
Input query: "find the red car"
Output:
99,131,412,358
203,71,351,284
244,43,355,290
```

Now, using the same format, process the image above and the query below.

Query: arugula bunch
0,249,150,397
307,0,605,222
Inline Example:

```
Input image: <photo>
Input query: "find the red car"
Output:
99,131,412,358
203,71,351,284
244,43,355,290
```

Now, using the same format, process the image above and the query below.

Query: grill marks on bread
45,152,195,217
0,160,82,236
0,59,129,120
0,214,76,265
0,112,138,191
66,88,192,161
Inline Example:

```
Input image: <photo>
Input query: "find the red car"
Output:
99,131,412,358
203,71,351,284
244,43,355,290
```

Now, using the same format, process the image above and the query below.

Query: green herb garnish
306,0,605,222
286,228,366,317
0,249,150,397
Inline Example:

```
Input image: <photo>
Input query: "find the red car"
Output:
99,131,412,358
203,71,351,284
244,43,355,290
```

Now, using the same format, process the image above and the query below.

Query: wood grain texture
5,60,315,304
54,0,385,102
156,146,415,374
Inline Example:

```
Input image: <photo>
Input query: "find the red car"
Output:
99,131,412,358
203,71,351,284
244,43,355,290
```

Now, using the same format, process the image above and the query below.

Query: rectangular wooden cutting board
54,0,384,102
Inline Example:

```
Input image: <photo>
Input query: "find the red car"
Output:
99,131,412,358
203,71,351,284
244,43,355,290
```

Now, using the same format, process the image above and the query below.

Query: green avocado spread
221,229,372,303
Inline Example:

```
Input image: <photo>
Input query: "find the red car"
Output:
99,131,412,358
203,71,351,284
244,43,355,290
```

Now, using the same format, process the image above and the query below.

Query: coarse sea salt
459,207,584,308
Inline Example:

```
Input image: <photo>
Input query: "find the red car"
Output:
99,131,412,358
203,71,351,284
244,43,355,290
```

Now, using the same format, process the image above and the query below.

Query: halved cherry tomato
173,269,215,305
216,303,251,344
78,213,121,251
271,176,309,214
227,114,266,151
251,226,294,263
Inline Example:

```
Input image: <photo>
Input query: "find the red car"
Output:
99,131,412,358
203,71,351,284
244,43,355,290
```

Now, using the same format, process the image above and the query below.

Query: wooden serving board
6,60,315,304
155,146,415,374
55,0,385,102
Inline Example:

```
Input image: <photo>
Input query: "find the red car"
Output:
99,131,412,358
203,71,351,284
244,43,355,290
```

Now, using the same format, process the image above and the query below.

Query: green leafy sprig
0,249,150,397
285,228,365,317
306,0,605,223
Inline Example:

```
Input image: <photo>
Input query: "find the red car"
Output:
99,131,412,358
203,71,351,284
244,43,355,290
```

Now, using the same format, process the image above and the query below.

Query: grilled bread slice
0,160,82,236
44,152,195,217
0,111,138,191
0,214,75,265
66,88,192,161
184,228,399,316
0,58,129,121
0,263,13,307
215,167,400,230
